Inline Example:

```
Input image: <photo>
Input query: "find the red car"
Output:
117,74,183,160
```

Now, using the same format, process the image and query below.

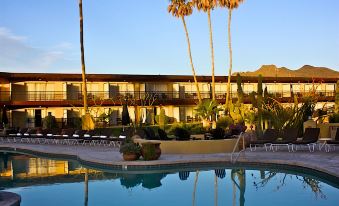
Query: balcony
0,90,335,108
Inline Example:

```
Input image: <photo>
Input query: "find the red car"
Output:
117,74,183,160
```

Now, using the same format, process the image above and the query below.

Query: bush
210,127,225,139
174,127,191,140
119,143,141,154
329,113,339,123
168,123,205,135
217,116,234,129
43,113,58,129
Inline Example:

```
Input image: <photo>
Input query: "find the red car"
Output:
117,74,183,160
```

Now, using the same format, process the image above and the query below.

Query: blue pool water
0,152,338,206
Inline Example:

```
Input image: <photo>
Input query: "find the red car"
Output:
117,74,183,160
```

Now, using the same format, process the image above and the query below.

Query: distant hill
237,65,339,78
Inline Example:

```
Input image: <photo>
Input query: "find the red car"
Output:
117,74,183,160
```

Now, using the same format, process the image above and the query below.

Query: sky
0,0,338,75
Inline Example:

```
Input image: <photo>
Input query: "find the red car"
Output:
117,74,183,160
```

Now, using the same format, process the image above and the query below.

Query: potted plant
141,142,161,161
119,143,141,161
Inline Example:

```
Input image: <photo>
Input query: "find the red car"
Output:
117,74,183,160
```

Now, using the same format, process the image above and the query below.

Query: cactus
236,73,244,105
256,75,263,138
336,80,339,113
159,108,166,129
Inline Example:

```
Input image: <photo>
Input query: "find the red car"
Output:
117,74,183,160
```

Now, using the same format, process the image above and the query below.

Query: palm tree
218,0,244,112
79,0,94,130
192,0,217,100
79,0,88,113
168,0,202,102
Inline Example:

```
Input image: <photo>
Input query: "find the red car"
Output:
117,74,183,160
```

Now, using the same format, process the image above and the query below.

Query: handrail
230,132,246,164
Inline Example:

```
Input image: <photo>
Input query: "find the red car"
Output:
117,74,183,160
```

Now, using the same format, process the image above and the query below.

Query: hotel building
0,72,337,128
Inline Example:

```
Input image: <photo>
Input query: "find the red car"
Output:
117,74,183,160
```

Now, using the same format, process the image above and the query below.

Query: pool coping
0,144,338,186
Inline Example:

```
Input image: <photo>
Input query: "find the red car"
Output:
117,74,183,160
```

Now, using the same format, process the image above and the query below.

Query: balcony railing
0,90,335,103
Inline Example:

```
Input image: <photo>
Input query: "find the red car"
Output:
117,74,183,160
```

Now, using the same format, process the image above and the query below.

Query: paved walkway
0,143,339,179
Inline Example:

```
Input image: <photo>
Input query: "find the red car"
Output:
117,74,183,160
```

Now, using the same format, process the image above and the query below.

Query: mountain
237,65,339,78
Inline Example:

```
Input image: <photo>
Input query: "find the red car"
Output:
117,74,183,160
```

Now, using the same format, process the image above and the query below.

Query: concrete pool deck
0,143,339,179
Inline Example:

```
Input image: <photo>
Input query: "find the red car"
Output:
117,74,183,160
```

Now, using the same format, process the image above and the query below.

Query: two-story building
0,72,337,128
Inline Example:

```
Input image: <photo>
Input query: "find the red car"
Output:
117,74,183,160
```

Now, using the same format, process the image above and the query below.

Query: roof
0,72,337,83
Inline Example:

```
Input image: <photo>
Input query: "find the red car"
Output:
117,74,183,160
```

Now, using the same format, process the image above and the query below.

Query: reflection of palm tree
168,0,202,102
218,0,245,111
214,174,218,206
231,169,246,206
84,168,88,206
192,171,199,206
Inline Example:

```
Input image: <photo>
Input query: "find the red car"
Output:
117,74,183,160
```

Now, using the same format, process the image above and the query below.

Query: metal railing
0,90,335,102
230,132,246,164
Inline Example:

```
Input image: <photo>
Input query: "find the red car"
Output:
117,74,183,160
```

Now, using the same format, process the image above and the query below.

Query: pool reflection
0,152,338,206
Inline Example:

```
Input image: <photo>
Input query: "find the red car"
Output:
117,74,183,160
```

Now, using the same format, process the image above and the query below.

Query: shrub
329,113,339,123
174,127,190,140
119,143,141,154
168,123,205,135
210,127,225,139
216,116,233,129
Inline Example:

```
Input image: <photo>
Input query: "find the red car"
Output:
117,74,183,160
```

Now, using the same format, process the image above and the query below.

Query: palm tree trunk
79,0,88,113
214,174,218,206
225,9,233,112
192,171,199,206
208,9,215,100
181,16,202,103
84,168,89,206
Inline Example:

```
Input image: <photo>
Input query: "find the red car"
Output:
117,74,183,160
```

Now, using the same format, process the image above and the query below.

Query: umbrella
1,106,9,126
122,103,131,126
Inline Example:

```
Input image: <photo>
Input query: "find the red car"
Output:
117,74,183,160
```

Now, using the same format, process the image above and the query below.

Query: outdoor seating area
0,127,126,147
249,127,337,153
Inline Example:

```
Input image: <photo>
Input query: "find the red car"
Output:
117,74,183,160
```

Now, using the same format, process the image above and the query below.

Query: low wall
318,123,339,139
134,138,239,154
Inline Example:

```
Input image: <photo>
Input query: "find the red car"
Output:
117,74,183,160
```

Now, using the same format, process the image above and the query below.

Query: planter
122,153,140,161
141,143,161,161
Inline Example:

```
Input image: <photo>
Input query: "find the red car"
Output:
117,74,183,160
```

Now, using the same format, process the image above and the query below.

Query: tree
195,99,222,127
78,0,94,130
168,0,202,102
192,0,217,100
218,0,245,111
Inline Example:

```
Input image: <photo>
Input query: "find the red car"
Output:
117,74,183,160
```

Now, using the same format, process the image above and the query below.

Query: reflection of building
0,154,107,188
0,72,337,128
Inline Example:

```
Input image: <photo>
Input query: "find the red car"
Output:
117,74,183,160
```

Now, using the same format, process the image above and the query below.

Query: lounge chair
270,128,298,152
326,128,339,152
249,129,279,151
292,128,320,152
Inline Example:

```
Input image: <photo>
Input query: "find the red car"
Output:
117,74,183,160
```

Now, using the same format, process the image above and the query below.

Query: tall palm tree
79,0,94,130
218,0,244,111
168,0,202,102
79,0,88,113
192,0,217,100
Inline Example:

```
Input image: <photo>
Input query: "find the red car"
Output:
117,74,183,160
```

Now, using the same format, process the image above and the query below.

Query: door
35,109,42,127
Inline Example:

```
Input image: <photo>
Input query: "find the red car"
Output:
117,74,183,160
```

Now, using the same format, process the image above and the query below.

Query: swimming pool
0,152,338,206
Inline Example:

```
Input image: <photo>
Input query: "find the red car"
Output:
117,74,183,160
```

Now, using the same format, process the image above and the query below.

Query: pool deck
1,143,339,179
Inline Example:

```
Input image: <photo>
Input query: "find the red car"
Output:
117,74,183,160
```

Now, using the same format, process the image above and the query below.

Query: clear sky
0,0,338,75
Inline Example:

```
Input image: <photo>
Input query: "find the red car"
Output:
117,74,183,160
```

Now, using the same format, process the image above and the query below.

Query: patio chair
82,130,97,146
326,128,339,151
45,128,61,144
270,128,298,152
292,128,320,152
249,129,279,151
8,128,27,143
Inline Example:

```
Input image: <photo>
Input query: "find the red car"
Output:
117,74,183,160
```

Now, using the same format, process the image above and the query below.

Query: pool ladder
230,132,246,164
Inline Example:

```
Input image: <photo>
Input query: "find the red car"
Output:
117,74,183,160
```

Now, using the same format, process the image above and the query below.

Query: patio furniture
292,128,320,152
249,128,279,151
326,128,339,152
270,128,298,152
